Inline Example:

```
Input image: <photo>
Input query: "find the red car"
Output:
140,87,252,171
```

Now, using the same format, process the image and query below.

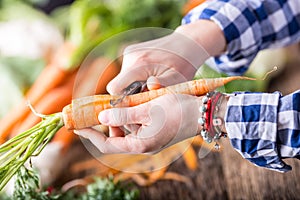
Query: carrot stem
0,42,76,143
0,113,63,191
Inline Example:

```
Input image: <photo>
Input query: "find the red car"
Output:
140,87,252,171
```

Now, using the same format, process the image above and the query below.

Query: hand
74,94,202,154
107,31,209,95
107,20,226,95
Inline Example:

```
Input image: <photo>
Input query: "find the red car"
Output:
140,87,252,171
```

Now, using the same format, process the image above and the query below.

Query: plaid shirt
182,0,300,75
183,0,300,172
226,91,300,172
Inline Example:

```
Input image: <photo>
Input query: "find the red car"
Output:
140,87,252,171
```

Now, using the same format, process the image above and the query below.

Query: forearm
175,19,226,57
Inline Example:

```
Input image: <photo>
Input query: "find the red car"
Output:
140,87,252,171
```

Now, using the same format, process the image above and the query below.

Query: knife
109,81,147,106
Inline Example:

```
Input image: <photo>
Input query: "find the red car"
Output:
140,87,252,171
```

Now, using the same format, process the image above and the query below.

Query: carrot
62,76,255,130
52,58,120,152
51,127,77,152
74,57,120,97
182,0,206,15
0,76,256,191
0,42,76,143
12,71,76,135
182,145,198,171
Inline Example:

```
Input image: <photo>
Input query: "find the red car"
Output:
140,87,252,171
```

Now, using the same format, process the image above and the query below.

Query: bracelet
198,91,227,150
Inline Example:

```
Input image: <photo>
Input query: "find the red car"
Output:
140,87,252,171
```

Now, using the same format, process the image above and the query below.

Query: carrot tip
261,66,278,80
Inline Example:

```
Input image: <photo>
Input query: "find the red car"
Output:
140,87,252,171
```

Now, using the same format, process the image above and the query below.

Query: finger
124,124,140,133
74,128,121,153
109,126,126,137
98,105,150,126
106,68,147,95
146,76,161,90
75,128,153,153
156,69,189,87
74,128,107,141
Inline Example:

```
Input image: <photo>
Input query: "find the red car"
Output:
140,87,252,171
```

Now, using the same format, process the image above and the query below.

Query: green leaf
0,113,64,191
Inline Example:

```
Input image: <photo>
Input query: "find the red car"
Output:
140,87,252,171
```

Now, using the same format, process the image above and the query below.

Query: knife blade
109,81,146,106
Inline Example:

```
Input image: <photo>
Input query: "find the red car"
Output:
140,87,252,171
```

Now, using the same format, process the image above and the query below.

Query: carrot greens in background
0,165,139,200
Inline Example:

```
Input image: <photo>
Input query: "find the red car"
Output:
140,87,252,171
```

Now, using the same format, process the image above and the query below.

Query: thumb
147,69,189,89
146,76,161,90
98,106,150,126
106,69,147,95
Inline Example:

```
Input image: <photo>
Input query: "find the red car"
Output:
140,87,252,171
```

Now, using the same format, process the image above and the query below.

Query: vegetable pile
0,0,192,196
0,0,283,198
0,75,254,190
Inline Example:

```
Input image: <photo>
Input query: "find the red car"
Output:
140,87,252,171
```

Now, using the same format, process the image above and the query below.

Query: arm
75,0,300,166
183,0,300,75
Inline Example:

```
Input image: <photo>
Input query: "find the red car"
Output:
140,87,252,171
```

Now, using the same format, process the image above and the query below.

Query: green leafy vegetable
60,0,185,69
0,56,45,118
0,113,63,191
0,0,53,23
78,177,139,200
0,165,139,200
13,166,60,200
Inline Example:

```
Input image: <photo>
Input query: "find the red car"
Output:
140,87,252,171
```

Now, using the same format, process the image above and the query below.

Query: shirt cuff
225,92,292,172
182,0,262,75
277,90,300,159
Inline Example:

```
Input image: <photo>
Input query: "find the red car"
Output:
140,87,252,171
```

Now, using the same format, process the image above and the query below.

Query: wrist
218,94,229,133
197,91,228,149
175,20,226,57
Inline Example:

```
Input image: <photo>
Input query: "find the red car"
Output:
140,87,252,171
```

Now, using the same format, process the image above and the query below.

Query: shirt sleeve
182,0,300,75
225,90,300,172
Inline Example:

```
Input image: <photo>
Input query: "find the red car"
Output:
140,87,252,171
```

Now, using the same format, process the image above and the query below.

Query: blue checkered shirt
183,0,300,172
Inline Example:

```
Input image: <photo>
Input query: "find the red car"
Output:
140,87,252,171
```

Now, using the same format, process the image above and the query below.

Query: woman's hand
107,20,225,95
74,94,202,154
107,33,207,95
74,20,227,154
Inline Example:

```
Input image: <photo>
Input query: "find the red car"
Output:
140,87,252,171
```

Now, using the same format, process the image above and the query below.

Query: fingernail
99,111,109,124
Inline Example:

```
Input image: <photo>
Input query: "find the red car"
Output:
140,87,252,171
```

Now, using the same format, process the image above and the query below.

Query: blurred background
0,0,300,199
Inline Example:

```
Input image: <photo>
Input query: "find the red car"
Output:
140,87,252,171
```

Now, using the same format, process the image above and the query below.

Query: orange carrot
182,0,206,15
12,71,76,135
51,127,77,152
0,42,76,143
62,76,255,130
182,145,198,171
74,57,120,97
52,58,120,152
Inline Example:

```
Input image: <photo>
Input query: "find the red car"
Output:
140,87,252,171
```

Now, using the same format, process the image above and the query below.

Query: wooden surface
138,141,300,200
139,150,228,200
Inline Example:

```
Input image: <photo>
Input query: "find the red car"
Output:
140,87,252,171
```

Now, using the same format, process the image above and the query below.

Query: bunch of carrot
65,139,197,189
0,71,254,191
0,38,121,189
0,42,75,143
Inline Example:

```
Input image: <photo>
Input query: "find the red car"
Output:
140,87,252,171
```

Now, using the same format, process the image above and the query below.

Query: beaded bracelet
198,91,227,150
